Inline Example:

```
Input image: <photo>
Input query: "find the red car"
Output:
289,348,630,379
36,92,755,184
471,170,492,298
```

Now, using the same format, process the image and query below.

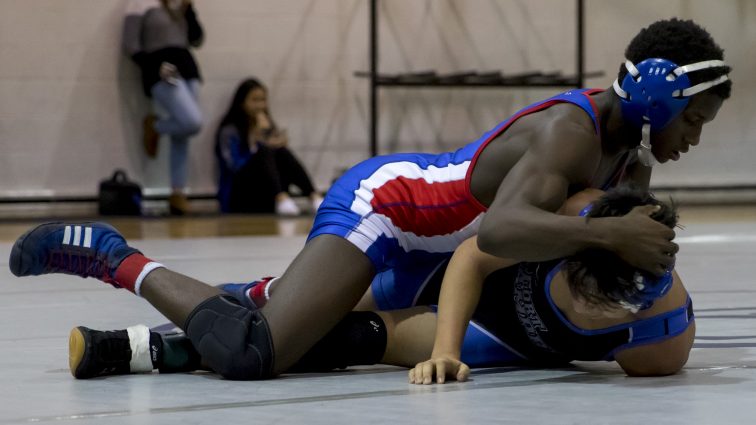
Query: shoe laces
82,330,132,376
94,332,132,364
47,250,118,285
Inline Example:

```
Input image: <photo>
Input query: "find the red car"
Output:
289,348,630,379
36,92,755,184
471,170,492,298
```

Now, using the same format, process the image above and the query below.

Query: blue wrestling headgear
623,267,674,312
613,58,729,167
578,202,673,312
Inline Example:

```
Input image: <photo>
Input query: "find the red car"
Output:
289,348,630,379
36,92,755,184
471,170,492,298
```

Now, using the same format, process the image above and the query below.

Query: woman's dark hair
564,184,679,309
619,18,731,99
216,78,276,148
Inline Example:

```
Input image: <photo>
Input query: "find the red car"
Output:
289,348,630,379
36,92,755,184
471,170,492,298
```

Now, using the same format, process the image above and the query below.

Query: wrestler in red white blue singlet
309,89,618,279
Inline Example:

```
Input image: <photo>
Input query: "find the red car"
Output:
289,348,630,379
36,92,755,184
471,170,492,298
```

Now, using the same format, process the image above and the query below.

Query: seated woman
64,185,693,380
215,78,323,215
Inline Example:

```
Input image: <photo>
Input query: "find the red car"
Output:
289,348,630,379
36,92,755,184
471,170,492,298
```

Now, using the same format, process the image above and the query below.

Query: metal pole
369,0,378,156
576,0,584,88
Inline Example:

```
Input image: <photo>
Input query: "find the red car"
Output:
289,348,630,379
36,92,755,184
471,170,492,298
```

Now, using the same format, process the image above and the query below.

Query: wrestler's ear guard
626,265,674,312
613,58,729,167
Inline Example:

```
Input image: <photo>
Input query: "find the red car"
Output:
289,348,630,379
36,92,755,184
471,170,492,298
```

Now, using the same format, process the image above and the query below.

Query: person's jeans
151,78,202,190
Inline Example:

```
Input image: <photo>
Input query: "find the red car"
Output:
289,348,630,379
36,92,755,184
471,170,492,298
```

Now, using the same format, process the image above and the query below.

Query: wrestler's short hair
564,184,678,310
619,18,731,99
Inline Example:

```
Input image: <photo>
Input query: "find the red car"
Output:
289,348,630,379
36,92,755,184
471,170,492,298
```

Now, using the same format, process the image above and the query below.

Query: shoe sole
69,326,90,379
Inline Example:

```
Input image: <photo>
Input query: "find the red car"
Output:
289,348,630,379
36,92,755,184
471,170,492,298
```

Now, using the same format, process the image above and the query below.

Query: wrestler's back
469,98,614,207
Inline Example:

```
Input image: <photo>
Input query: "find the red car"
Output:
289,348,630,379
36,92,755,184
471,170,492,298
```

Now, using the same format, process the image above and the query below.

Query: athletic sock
247,277,278,308
113,253,165,295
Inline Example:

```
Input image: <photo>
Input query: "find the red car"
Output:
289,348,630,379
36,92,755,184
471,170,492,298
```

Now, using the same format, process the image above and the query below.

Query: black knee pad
184,295,275,380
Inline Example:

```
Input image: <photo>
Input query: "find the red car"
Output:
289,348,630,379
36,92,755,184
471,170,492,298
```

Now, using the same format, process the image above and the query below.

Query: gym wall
0,0,752,199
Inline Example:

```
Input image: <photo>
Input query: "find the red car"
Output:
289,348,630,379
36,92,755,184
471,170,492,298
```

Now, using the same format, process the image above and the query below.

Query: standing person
123,0,204,215
12,19,729,380
215,78,324,215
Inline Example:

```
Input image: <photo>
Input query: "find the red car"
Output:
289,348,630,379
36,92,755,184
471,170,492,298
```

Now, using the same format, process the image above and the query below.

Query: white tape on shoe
126,324,153,373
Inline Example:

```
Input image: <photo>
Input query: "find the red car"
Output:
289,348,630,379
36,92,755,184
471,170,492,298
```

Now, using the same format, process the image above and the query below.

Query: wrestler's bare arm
477,116,676,276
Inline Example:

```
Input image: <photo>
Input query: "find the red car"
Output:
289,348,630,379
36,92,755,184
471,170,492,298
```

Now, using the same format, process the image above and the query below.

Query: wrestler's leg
132,234,375,376
140,268,223,326
258,234,375,373
11,223,374,379
376,307,436,366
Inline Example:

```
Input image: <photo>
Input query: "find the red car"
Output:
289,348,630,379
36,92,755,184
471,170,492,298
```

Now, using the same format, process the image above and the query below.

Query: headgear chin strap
613,58,729,167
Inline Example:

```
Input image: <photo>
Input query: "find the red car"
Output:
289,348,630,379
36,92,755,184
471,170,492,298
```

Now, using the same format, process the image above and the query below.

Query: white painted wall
0,0,753,199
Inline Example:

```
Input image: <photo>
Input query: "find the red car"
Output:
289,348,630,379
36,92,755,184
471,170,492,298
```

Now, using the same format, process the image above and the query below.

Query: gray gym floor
1,211,755,424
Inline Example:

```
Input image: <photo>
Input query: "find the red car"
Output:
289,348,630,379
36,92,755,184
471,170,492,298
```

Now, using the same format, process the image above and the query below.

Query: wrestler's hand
607,204,678,276
409,356,470,385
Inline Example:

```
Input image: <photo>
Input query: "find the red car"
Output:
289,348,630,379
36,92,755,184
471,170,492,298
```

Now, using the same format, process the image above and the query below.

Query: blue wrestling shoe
216,277,276,309
9,222,139,286
216,282,260,309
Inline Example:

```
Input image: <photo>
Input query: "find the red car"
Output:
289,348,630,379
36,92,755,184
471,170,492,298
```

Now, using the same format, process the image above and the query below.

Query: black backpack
98,170,142,216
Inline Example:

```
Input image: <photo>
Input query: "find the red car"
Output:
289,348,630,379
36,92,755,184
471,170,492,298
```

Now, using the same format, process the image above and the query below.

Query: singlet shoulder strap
626,296,694,345
544,265,694,346
545,89,603,134
603,296,694,360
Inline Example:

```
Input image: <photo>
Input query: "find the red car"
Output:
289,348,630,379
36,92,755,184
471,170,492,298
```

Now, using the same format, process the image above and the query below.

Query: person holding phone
215,78,323,215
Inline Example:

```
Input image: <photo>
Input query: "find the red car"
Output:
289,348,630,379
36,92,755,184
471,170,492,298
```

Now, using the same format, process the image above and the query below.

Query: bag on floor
98,170,142,216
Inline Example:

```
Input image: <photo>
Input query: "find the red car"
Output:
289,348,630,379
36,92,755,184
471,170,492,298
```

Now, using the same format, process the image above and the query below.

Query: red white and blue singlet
308,89,605,274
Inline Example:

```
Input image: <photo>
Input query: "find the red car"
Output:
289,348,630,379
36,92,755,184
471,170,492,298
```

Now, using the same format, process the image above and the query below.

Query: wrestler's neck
590,90,641,153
